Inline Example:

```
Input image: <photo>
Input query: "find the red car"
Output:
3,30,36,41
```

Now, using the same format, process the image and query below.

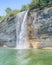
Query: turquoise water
0,49,52,65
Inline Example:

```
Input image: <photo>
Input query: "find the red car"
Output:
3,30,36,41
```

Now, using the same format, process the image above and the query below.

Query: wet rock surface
0,16,16,47
0,7,52,48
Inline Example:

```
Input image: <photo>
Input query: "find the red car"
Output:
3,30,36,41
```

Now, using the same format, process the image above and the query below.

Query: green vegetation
0,8,20,22
0,0,52,22
5,8,20,20
5,8,12,15
21,0,52,11
0,16,2,22
21,5,29,11
5,8,20,16
29,0,52,10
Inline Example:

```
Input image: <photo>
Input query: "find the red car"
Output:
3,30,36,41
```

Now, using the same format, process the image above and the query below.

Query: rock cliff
0,7,52,48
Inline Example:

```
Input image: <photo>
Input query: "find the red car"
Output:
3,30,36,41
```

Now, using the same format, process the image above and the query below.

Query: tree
40,0,49,7
0,16,2,22
5,8,12,15
0,16,2,20
9,10,20,17
21,5,29,11
12,10,20,15
29,0,41,9
49,0,52,4
29,0,52,10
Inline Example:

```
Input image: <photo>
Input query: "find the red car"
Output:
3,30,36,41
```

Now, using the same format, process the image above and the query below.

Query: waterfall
16,10,28,49
0,7,52,48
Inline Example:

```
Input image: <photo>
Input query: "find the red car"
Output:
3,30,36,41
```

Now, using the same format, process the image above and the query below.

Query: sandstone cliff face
0,7,52,48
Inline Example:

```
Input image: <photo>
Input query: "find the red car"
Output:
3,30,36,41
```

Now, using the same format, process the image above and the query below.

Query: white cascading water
16,10,28,49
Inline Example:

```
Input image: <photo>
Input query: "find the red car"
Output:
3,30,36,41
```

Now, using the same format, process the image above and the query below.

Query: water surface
0,49,52,65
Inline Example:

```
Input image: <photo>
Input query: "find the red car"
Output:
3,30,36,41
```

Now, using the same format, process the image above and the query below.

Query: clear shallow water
0,49,52,65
